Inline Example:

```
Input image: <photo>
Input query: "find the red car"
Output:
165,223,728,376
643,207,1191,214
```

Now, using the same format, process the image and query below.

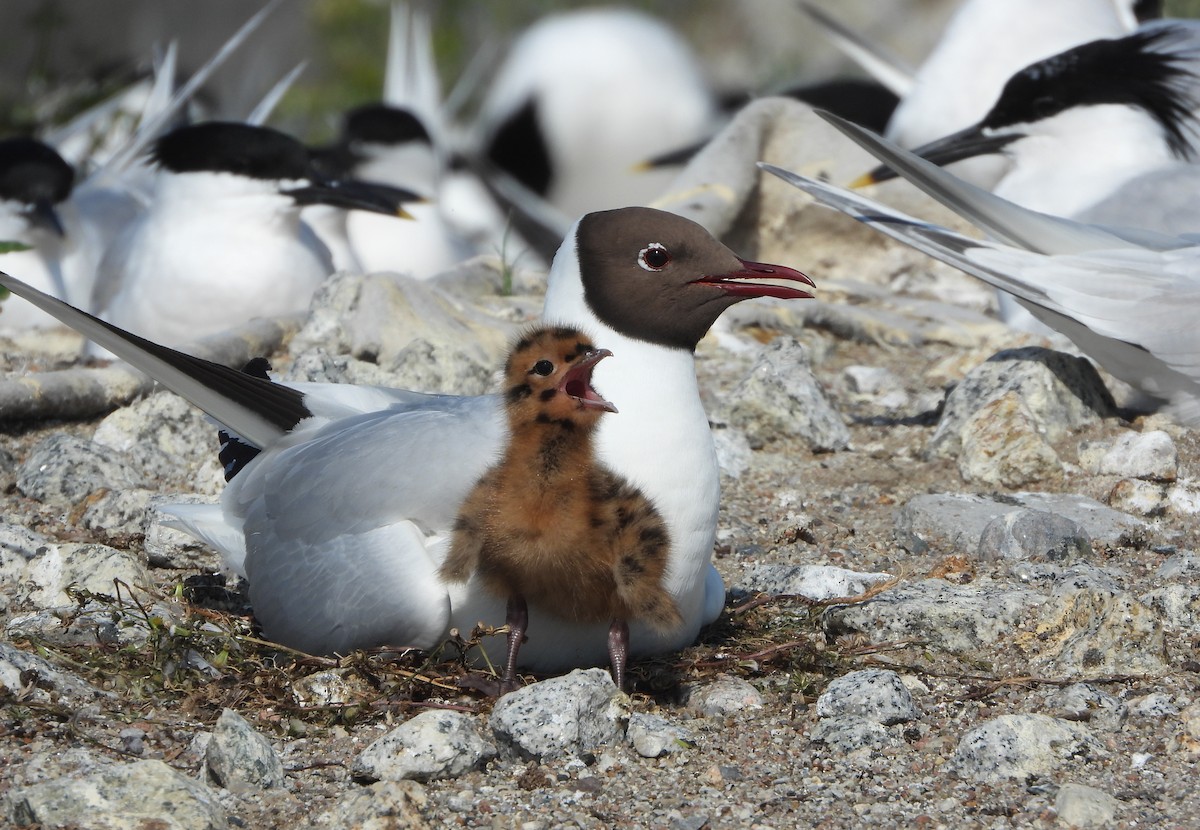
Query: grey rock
1033,566,1168,678
977,509,1092,563
815,669,919,725
712,426,753,478
0,640,108,704
1081,429,1178,481
1055,783,1121,828
808,715,899,753
205,708,286,791
739,563,892,600
77,487,155,538
291,669,374,707
382,337,493,396
720,336,850,452
7,759,227,830
1141,584,1200,632
842,365,904,396
6,599,174,648
1108,478,1170,516
19,542,150,610
895,493,1147,556
947,714,1107,782
0,523,50,612
1157,551,1200,579
304,780,429,830
92,391,222,491
352,710,496,782
489,669,628,761
957,391,1063,487
16,434,142,506
1130,692,1179,718
823,579,1040,656
0,445,16,492
929,347,1114,458
626,712,695,758
686,674,765,716
1044,683,1128,733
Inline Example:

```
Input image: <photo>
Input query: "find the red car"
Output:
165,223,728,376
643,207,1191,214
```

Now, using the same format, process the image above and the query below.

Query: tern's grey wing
1073,164,1200,236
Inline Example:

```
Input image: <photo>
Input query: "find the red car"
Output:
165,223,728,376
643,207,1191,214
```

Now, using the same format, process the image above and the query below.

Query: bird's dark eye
532,359,555,376
638,243,671,271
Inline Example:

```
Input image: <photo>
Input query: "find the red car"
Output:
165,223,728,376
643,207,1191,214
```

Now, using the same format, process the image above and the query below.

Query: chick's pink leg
608,618,630,690
501,595,528,694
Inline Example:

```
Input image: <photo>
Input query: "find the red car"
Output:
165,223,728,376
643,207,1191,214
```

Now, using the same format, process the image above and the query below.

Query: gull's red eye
638,243,671,271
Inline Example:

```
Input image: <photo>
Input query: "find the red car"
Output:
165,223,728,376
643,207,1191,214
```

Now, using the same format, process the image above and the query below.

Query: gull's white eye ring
638,242,671,271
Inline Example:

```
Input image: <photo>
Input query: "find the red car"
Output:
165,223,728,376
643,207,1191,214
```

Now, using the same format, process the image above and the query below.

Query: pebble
1128,692,1179,718
626,712,695,758
303,780,429,830
0,640,109,705
808,715,899,754
814,669,919,725
948,714,1106,782
1081,429,1178,481
204,708,286,791
1108,477,1170,516
6,759,227,830
686,675,764,717
719,336,851,452
1054,783,1120,827
352,709,496,782
1043,683,1128,733
489,669,627,761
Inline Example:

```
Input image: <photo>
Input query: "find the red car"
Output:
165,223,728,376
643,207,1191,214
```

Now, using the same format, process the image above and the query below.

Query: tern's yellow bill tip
848,172,878,189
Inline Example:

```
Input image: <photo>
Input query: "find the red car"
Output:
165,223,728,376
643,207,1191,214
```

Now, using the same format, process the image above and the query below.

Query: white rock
1091,430,1177,481
1055,783,1120,827
626,712,694,758
353,710,496,782
489,669,627,761
205,708,286,791
815,669,920,725
686,675,764,717
948,714,1106,782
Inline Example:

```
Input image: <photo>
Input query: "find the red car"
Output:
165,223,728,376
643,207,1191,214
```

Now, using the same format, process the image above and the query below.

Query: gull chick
442,326,680,692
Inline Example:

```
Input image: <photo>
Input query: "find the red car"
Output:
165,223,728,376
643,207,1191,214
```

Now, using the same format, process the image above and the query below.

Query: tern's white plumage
764,113,1200,424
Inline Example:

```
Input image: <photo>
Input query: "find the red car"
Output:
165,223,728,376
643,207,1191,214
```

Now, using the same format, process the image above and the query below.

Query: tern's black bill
853,125,1022,187
283,179,423,218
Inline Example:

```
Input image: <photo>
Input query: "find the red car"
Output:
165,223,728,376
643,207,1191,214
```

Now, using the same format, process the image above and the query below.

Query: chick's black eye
638,243,671,271
531,359,554,376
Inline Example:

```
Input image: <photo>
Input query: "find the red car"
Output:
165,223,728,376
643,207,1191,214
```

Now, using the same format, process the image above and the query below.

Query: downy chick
441,325,681,692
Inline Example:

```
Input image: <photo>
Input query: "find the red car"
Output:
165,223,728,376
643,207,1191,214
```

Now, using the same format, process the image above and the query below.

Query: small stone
957,392,1063,487
1043,683,1128,733
1055,783,1120,828
1157,552,1200,579
0,641,108,705
1108,478,1169,516
352,710,496,782
626,712,694,758
20,542,151,610
809,715,898,753
686,674,764,716
948,714,1106,782
292,669,373,707
712,426,753,478
306,780,429,830
489,669,627,761
205,708,286,791
1129,692,1178,718
815,669,919,725
977,509,1092,562
1085,430,1177,481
